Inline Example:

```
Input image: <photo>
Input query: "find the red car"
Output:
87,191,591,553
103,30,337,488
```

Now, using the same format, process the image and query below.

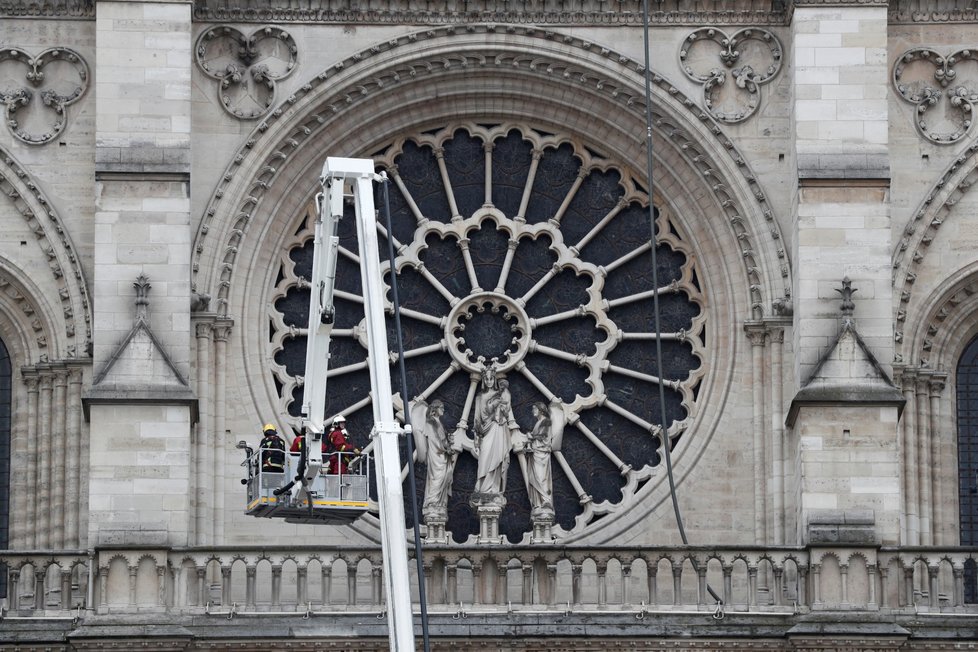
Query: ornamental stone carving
680,27,783,124
893,47,978,144
0,47,89,145
194,25,298,120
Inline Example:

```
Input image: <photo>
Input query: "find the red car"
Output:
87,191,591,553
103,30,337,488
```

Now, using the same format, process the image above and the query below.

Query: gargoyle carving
893,47,978,144
0,47,89,145
195,25,298,120
680,27,782,124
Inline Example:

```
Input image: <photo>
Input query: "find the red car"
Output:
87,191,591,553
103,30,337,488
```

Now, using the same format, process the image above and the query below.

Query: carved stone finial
835,277,857,320
134,274,151,321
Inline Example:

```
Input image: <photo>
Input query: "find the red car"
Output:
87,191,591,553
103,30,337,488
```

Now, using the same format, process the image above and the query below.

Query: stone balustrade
2,545,976,619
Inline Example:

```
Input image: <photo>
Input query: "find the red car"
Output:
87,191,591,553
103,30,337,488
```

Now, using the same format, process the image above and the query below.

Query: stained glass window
269,125,705,543
956,335,978,603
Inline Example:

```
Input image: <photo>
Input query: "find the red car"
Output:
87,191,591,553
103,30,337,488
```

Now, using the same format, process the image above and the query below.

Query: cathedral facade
1,0,977,649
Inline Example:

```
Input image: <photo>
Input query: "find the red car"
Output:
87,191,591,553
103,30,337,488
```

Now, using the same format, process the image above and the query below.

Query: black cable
379,175,432,652
641,0,722,609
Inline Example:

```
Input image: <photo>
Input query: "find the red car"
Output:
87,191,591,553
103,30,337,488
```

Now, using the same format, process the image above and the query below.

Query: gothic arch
0,144,93,362
192,25,790,543
892,141,978,363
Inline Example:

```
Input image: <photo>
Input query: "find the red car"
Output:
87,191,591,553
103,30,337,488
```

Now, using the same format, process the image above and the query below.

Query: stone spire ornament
835,276,856,326
134,274,151,322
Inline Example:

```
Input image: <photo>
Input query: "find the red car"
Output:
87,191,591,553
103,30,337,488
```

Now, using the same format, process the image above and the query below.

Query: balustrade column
928,374,947,545
446,564,457,606
51,370,67,549
128,565,137,607
867,564,878,609
546,564,557,606
746,325,768,542
245,566,256,609
621,565,632,607
193,322,212,546
571,564,584,606
34,568,44,609
37,374,52,548
195,567,206,607
722,566,733,607
521,564,532,605
60,569,71,609
879,566,889,609
797,566,808,606
157,565,166,607
597,563,607,606
271,565,282,609
221,566,232,607
904,566,914,606
471,565,482,606
347,566,357,605
928,564,939,608
647,563,657,606
671,563,682,606
8,569,20,610
773,566,784,606
901,370,919,544
748,565,758,608
840,564,850,607
66,367,83,548
952,564,964,607
321,565,332,605
98,567,108,611
811,565,821,607
495,565,505,605
696,565,707,607
297,566,308,607
916,375,933,544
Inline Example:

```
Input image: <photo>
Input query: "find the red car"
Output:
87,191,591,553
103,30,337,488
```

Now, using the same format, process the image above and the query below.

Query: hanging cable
379,174,432,652
641,0,722,614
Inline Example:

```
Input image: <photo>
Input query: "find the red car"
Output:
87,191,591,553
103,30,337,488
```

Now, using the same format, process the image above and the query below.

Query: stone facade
1,0,978,649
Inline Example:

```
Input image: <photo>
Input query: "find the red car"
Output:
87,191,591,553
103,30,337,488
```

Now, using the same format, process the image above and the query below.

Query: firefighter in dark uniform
259,423,286,473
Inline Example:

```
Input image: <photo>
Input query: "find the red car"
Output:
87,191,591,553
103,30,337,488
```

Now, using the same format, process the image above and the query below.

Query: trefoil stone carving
893,47,978,144
0,47,89,145
679,27,783,123
195,25,298,120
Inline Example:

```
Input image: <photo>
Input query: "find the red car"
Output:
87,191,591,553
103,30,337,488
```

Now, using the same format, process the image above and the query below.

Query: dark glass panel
491,130,533,217
443,130,486,219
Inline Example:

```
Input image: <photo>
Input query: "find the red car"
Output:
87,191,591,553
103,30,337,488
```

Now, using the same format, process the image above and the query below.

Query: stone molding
680,27,783,125
194,25,298,120
191,25,790,326
0,144,93,361
893,47,978,146
891,141,978,364
0,47,89,145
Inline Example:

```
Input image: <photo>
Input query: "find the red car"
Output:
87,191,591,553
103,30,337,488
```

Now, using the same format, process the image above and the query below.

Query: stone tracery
268,124,705,543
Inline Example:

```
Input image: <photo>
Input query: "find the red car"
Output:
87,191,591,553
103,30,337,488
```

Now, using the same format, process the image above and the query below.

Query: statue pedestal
423,507,450,544
470,493,505,544
530,507,554,544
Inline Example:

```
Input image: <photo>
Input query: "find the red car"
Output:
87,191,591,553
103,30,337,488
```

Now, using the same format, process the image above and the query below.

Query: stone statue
472,363,515,505
524,401,555,518
410,398,456,523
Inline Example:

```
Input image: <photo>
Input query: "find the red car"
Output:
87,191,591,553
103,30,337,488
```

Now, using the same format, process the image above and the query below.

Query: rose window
269,125,705,543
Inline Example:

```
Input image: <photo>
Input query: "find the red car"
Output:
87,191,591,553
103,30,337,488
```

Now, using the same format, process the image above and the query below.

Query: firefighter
326,415,361,475
259,423,286,473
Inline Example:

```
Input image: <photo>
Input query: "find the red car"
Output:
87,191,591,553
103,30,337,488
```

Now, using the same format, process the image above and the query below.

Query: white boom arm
300,157,414,650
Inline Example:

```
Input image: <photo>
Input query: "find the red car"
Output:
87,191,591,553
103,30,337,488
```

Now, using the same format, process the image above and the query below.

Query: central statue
471,362,516,507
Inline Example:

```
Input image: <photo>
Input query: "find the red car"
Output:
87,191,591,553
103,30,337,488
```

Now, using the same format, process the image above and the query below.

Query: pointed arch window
956,335,978,603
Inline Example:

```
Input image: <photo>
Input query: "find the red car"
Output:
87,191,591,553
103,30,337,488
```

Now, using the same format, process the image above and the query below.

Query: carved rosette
680,27,782,124
268,123,706,544
894,47,978,144
194,25,298,120
0,47,89,145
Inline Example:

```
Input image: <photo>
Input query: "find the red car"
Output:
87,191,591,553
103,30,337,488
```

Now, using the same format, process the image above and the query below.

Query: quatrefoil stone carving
893,48,978,144
679,27,783,124
0,47,89,145
195,25,298,120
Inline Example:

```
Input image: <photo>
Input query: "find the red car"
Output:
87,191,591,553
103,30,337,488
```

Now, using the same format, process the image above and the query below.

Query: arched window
956,335,978,602
0,338,9,597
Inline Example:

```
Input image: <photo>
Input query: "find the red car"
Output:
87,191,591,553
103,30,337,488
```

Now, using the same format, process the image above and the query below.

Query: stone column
745,323,768,542
211,321,232,543
768,323,788,544
17,374,39,548
37,373,52,549
916,373,932,545
900,369,919,545
193,321,213,546
51,369,67,549
66,367,84,548
928,373,947,545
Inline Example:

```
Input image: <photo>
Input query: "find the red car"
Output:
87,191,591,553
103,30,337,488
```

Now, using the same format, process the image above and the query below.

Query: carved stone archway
194,26,788,545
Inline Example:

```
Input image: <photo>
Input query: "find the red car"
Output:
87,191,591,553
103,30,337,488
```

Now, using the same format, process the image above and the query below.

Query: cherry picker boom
241,157,415,650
